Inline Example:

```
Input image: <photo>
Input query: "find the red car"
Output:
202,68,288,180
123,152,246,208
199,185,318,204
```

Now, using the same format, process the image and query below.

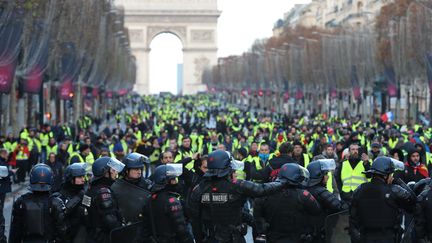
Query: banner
0,11,24,94
0,61,16,93
59,80,73,100
23,21,50,94
23,65,44,93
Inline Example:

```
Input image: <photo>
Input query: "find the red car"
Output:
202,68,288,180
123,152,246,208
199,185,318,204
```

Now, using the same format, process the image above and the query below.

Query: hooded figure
394,147,428,183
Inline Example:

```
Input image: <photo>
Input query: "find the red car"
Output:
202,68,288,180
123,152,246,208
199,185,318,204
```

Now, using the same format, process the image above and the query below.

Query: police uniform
83,177,123,243
190,178,282,243
49,184,85,242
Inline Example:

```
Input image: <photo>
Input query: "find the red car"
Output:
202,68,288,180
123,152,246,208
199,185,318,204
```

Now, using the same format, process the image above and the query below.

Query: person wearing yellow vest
69,144,90,164
175,137,195,170
336,143,371,203
306,159,348,242
249,143,271,182
233,147,249,180
39,124,54,164
292,140,311,168
46,137,58,160
13,138,31,183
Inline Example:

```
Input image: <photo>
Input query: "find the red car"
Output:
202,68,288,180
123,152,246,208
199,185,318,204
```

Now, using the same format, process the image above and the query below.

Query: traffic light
45,112,52,120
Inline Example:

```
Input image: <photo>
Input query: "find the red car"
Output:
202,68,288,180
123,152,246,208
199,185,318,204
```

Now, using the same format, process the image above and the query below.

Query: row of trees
0,0,135,133
203,0,432,121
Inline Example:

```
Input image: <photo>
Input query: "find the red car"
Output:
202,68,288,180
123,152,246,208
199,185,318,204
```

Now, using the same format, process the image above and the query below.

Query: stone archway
115,0,221,95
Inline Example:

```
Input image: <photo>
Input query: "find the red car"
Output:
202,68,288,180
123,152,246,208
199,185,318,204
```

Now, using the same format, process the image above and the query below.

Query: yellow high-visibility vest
341,160,368,193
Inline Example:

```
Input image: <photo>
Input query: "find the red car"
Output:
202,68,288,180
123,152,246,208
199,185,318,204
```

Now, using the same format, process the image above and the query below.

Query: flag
350,65,361,100
380,111,394,122
384,65,398,97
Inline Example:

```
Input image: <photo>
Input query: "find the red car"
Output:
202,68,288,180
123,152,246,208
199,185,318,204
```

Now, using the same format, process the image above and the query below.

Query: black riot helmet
122,152,151,178
123,152,148,169
92,156,125,181
277,163,310,186
151,164,182,192
307,159,336,187
64,163,86,184
204,150,233,178
364,156,404,176
29,164,54,192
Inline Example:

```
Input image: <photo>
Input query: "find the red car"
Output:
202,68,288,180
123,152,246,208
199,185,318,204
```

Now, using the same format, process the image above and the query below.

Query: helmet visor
166,163,183,177
107,158,125,173
299,165,310,186
390,158,405,171
317,159,336,171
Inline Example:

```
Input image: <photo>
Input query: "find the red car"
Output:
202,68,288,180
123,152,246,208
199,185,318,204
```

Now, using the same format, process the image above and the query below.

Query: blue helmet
29,164,53,192
204,150,233,178
92,157,125,179
64,163,86,184
151,164,182,192
123,152,149,170
277,163,310,186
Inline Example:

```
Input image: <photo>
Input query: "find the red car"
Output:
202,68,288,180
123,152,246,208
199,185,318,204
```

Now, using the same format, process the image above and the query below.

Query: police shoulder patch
82,195,92,207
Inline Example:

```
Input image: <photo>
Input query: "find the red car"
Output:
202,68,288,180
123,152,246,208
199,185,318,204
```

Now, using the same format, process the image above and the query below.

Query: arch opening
149,32,184,95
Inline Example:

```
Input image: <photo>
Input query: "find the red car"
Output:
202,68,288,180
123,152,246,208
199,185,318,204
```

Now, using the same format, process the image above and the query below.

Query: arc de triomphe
115,0,220,95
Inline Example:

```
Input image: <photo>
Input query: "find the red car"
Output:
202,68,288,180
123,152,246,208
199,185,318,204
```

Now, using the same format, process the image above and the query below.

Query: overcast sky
149,0,312,94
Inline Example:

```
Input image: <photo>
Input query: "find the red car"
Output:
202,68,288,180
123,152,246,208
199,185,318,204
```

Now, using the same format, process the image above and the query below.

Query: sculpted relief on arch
147,26,187,45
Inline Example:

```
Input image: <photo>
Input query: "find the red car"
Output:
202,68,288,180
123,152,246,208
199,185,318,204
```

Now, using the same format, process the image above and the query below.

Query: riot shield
325,210,351,243
110,222,143,243
111,178,151,223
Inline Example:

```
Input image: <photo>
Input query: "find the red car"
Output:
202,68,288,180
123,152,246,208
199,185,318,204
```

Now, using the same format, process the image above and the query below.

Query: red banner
24,66,43,93
59,80,73,100
0,62,16,93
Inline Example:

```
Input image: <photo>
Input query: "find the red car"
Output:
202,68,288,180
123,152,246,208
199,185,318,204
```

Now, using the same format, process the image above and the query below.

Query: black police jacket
9,191,54,243
349,178,416,241
189,177,283,242
254,186,321,242
143,189,193,243
49,184,85,243
415,184,432,241
83,177,122,243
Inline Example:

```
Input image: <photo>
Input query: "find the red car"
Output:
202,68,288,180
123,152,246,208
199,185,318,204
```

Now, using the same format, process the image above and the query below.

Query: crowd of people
1,94,432,242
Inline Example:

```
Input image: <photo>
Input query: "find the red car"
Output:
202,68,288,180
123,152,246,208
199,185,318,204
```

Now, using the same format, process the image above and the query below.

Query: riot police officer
142,164,194,243
49,163,87,242
111,152,152,224
254,163,321,243
415,178,432,242
349,156,416,242
83,156,125,243
190,150,284,243
9,164,55,243
307,159,347,242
